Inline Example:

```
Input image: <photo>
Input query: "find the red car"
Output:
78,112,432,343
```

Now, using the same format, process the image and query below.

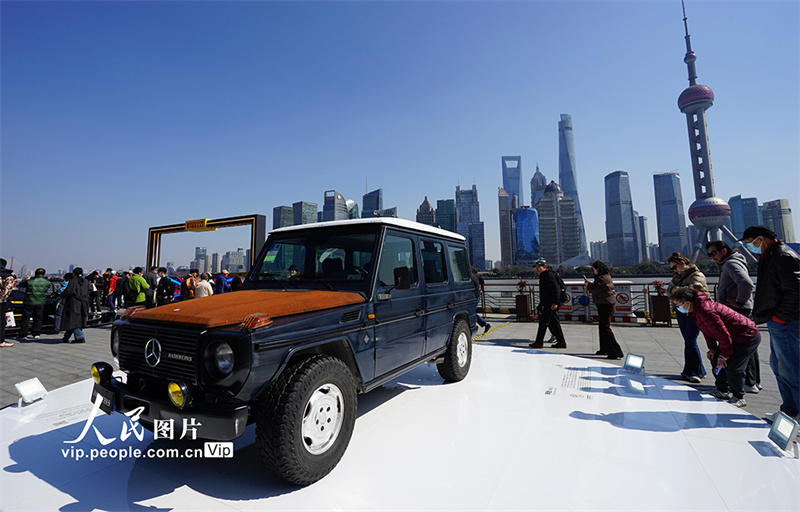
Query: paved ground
0,314,782,422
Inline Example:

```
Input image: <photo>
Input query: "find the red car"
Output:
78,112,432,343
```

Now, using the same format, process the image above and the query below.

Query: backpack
555,273,569,304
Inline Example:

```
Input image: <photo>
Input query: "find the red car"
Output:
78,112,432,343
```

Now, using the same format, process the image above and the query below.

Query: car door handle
447,302,455,310
414,309,424,317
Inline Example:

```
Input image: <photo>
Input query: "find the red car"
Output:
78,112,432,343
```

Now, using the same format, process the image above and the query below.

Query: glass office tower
502,156,523,208
514,207,539,265
653,172,689,260
558,114,588,253
498,188,514,267
436,199,458,233
605,171,641,266
728,194,761,238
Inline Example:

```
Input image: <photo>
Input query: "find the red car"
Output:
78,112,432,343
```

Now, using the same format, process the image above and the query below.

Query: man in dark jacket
741,225,800,420
61,267,90,343
156,267,175,306
706,240,760,393
214,269,231,295
529,261,566,349
17,268,52,340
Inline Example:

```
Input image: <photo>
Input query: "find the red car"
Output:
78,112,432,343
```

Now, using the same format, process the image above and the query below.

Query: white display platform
2,344,797,511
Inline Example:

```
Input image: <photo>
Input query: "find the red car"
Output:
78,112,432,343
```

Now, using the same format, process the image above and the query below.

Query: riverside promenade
1,314,781,420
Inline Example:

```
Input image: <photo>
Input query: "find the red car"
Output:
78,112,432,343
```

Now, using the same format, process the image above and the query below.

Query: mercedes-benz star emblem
145,338,162,367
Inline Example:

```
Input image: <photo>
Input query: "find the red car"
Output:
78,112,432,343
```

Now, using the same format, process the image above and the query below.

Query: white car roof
270,217,466,242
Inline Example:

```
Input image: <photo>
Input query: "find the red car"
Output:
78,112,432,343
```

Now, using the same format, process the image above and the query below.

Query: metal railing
480,279,723,322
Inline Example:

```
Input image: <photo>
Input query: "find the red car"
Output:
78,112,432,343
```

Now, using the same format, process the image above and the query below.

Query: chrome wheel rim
302,383,345,455
456,331,469,367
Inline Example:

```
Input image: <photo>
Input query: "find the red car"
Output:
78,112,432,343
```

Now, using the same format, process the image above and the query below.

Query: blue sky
2,0,798,273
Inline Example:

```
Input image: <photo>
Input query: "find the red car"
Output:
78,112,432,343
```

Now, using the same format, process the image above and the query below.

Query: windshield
246,229,377,293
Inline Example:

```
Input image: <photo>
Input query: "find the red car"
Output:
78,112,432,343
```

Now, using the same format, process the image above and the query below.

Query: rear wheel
256,355,357,485
437,319,472,382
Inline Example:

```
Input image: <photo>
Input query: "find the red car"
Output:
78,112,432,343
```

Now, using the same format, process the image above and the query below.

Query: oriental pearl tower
677,1,742,261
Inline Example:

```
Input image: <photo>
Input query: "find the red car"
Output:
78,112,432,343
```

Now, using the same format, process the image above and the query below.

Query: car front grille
118,324,200,384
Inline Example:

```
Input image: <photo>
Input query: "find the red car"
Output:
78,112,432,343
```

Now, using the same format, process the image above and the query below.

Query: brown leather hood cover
128,290,366,329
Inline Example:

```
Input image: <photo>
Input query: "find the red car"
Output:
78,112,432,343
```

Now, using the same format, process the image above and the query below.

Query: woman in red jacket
670,286,761,408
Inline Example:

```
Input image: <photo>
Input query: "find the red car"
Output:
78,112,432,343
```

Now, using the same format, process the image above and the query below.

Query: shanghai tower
558,114,588,254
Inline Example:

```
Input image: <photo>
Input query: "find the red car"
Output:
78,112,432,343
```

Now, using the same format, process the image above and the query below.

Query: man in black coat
741,225,800,420
529,261,567,349
61,267,90,343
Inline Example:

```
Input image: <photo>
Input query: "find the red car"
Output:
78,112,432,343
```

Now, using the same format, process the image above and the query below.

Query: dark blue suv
92,218,478,485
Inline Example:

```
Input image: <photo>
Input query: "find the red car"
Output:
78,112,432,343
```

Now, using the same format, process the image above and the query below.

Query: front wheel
256,355,357,485
437,319,472,382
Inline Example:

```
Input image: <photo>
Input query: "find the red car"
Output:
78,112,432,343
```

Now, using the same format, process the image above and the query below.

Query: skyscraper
530,164,547,209
456,184,480,222
728,194,761,238
346,199,359,219
677,2,737,259
653,172,689,260
498,188,514,267
416,196,436,225
456,184,485,270
537,181,579,265
762,199,796,243
323,190,348,221
634,212,650,262
362,189,383,218
558,114,588,253
514,207,539,266
502,156,523,208
293,201,318,225
457,221,485,271
589,241,608,262
436,199,457,233
605,171,640,267
273,206,293,229
195,247,207,261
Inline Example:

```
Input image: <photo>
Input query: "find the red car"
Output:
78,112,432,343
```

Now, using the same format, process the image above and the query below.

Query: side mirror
393,267,410,290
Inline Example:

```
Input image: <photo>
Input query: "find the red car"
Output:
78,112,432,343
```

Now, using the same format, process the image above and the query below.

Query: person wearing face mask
705,240,760,395
669,286,761,408
667,252,708,384
741,225,800,422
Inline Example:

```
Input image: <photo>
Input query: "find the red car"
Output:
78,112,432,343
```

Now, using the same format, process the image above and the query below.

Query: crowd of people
0,260,241,348
520,224,798,422
2,222,798,424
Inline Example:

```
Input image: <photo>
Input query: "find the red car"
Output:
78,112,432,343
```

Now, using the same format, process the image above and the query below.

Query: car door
373,231,425,376
420,238,451,354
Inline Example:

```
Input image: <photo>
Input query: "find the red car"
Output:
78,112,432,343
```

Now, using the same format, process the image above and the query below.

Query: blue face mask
676,304,689,314
745,241,762,255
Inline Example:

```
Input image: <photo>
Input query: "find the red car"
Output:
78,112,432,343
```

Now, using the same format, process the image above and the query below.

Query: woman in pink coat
670,286,761,408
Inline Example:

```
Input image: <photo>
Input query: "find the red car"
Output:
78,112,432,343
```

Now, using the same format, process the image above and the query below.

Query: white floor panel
1,344,797,511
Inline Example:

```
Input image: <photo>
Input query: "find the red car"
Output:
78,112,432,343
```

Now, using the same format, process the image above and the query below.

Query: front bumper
95,375,250,441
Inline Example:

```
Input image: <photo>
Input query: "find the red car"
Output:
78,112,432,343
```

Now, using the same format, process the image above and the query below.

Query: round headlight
91,362,113,385
111,329,120,357
214,342,235,376
168,381,189,409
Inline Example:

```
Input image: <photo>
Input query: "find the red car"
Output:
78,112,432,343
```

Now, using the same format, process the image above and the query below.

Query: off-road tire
256,355,357,486
437,319,472,382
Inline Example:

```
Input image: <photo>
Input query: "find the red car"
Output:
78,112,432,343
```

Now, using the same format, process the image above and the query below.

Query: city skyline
2,1,797,272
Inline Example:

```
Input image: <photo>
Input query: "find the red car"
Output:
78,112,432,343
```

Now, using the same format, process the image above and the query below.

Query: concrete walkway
1,315,782,422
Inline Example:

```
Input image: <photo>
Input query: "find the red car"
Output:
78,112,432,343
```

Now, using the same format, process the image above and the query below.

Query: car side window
447,246,471,282
421,240,447,284
378,235,418,288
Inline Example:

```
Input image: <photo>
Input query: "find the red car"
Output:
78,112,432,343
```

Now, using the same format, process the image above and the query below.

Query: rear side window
421,240,447,284
378,235,419,287
447,246,471,282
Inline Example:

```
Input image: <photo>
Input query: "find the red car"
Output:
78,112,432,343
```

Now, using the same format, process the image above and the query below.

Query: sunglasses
707,249,719,258
669,264,678,270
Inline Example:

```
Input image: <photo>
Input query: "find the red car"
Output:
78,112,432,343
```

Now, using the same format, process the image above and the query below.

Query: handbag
5,311,15,328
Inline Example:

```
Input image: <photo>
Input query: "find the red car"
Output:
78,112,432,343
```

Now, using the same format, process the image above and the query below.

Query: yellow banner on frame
185,219,217,232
